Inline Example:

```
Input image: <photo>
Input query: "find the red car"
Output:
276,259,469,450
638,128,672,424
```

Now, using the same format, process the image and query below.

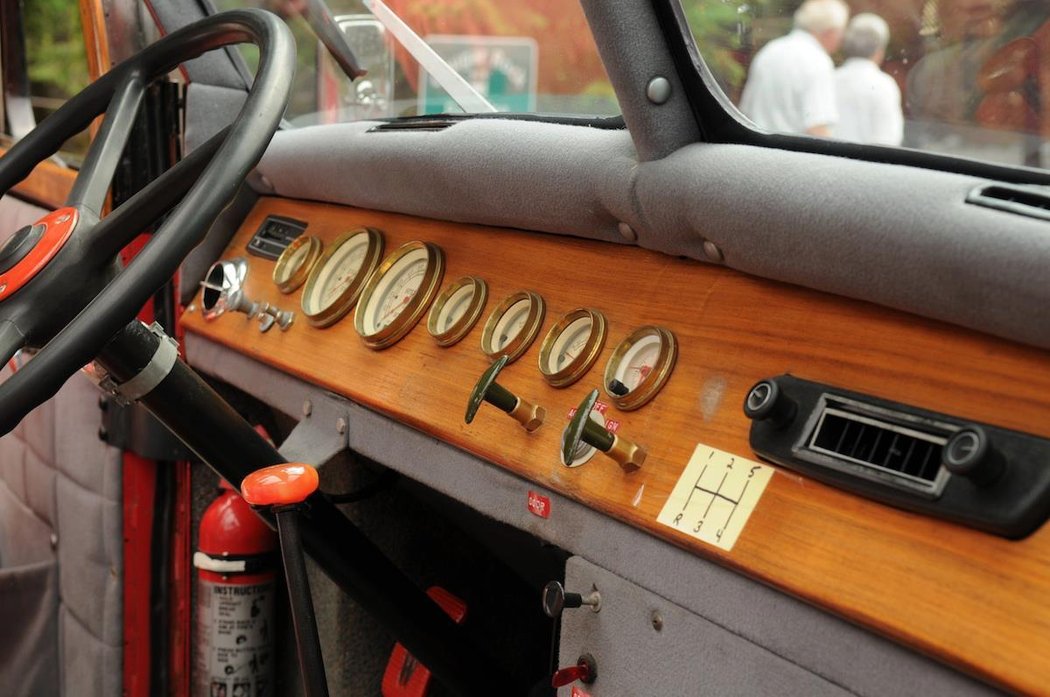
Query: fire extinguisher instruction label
195,578,275,697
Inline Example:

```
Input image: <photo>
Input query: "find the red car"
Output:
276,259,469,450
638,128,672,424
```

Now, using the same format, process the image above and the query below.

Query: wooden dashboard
183,197,1050,694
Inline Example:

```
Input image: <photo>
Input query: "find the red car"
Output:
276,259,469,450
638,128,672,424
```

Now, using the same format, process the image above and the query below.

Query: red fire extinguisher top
199,487,278,557
240,463,320,507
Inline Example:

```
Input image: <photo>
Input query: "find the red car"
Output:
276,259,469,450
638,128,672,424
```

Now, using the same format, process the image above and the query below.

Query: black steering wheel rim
0,9,294,436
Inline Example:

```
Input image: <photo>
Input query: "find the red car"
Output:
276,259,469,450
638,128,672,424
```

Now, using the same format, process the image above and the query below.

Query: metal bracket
98,321,179,406
279,390,352,465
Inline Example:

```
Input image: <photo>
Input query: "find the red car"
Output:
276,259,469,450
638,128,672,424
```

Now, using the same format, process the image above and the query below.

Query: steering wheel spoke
83,127,227,265
66,71,147,217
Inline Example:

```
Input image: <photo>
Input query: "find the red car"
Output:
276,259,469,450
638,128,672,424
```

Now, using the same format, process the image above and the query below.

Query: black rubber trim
747,375,1050,539
369,112,626,131
649,0,1050,187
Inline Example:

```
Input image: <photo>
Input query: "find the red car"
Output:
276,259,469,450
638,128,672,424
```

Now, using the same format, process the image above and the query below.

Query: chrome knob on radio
541,580,601,618
743,378,797,429
465,355,545,432
562,389,646,472
943,425,1005,486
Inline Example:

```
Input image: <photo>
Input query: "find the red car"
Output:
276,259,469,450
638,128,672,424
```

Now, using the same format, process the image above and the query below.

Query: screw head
617,222,638,241
703,240,725,263
651,610,664,631
646,76,672,105
302,400,313,417
336,417,348,435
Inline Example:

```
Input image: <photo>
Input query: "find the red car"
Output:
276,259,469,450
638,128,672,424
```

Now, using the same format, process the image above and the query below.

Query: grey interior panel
0,370,123,697
252,119,1050,350
185,333,997,695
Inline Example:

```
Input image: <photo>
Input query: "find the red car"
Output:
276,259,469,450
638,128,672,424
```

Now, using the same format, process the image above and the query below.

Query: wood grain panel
0,146,76,209
183,197,1050,694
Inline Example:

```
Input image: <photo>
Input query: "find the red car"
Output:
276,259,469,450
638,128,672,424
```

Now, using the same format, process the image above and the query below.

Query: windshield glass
218,0,619,124
681,0,1050,170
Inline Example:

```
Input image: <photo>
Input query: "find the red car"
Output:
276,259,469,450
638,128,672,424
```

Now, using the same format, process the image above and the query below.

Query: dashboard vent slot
966,184,1050,222
808,405,945,487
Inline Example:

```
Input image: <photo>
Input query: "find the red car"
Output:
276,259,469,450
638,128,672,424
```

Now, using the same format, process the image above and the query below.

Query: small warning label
194,578,275,697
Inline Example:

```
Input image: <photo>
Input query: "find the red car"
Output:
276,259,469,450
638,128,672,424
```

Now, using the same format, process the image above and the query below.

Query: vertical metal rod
275,507,329,697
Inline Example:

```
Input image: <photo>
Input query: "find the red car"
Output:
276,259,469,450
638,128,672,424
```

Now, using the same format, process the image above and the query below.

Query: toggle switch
542,580,601,618
562,389,646,472
551,654,597,688
465,355,545,432
257,303,295,332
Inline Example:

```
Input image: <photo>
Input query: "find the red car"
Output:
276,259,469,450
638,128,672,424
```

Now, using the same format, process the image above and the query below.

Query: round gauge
538,308,608,388
354,241,445,349
427,276,488,347
603,326,678,410
480,290,546,364
272,236,323,294
300,228,384,328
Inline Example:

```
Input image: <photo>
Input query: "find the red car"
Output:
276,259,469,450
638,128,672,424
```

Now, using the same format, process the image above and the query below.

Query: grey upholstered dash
633,143,1050,349
254,120,638,246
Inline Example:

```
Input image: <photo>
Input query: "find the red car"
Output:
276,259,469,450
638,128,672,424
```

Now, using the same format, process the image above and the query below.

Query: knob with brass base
562,389,646,472
465,355,545,432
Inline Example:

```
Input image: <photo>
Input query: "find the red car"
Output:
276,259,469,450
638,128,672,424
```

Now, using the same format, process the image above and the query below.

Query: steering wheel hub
0,206,78,301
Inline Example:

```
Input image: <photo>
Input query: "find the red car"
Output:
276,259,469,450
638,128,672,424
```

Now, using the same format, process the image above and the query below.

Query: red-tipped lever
242,463,329,697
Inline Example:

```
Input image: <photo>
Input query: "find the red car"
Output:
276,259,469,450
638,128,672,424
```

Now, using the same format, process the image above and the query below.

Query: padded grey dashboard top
253,119,1050,350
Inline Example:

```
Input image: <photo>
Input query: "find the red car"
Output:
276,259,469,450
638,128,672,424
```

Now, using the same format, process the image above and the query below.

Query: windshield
681,0,1050,171
218,0,619,124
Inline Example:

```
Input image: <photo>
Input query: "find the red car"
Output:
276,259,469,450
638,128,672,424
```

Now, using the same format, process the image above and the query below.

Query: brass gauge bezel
427,276,488,347
300,228,384,328
603,325,678,410
354,241,446,350
480,290,546,364
272,235,323,294
538,307,608,388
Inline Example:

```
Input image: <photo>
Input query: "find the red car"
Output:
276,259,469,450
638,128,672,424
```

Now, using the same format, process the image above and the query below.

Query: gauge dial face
301,228,383,328
481,291,545,364
538,308,608,388
427,276,487,347
603,326,678,410
273,236,322,293
354,241,445,349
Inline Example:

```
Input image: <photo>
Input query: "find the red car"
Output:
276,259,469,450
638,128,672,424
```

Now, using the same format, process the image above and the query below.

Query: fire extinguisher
193,478,279,697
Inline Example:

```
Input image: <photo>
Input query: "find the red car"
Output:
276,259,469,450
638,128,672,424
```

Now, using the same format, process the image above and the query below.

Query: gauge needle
380,294,412,325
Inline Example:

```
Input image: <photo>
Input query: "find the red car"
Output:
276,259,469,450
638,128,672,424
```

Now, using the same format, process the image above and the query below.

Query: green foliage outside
682,0,797,96
22,0,90,157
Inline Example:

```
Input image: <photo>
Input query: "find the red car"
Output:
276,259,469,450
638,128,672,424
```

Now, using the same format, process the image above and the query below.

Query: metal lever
241,463,329,697
465,354,545,432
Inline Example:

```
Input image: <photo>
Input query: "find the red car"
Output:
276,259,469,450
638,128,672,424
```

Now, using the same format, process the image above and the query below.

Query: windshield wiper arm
303,0,367,80
361,0,497,114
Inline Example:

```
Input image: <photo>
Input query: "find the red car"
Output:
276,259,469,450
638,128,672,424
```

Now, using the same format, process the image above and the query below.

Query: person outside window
739,0,850,137
834,13,904,145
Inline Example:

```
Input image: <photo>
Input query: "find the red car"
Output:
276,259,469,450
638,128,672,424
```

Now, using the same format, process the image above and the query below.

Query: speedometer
300,228,383,328
354,241,445,349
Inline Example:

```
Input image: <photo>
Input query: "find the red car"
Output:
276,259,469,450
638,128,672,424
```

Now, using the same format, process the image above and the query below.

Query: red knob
241,463,320,506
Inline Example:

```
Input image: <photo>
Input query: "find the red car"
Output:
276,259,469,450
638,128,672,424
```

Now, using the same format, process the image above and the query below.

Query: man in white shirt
739,0,850,137
833,13,904,146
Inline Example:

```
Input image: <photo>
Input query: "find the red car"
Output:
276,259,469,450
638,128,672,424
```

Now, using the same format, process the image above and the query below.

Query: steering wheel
0,10,292,436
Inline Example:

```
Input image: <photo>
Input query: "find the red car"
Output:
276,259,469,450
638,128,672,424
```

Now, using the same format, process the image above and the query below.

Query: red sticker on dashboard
527,491,551,519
